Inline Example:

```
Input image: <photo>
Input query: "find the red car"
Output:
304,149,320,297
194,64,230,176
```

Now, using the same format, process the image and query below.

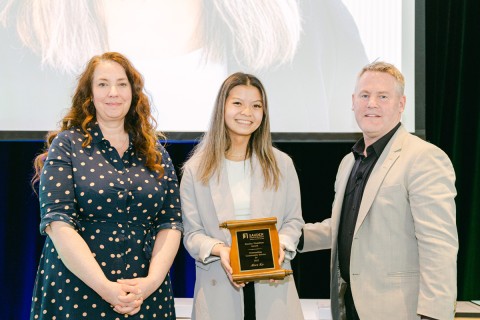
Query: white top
225,159,251,220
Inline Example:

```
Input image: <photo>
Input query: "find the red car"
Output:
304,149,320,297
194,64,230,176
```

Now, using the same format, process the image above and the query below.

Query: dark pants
243,282,256,320
344,284,360,320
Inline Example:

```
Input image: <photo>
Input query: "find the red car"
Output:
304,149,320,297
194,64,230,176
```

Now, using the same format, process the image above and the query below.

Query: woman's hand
113,228,181,314
45,223,143,315
269,244,287,284
117,277,158,300
98,281,143,315
278,243,286,266
213,243,245,288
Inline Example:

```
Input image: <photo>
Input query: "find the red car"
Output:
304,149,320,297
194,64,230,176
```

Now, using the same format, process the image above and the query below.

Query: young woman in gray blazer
180,72,305,320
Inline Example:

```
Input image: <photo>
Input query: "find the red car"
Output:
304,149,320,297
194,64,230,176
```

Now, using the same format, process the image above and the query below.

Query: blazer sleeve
299,219,333,252
408,144,458,320
278,156,305,261
180,163,223,264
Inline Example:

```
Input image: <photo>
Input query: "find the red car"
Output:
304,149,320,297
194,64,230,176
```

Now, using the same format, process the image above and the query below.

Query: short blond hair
358,61,405,95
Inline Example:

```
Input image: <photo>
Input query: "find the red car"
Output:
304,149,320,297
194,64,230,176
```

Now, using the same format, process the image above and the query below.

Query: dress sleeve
38,132,81,235
152,145,183,234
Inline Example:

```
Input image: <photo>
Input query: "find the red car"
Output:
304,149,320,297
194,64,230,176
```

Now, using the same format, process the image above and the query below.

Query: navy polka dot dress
31,125,183,319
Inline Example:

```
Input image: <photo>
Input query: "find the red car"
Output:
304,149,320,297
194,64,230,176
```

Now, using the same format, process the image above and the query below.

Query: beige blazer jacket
302,126,458,320
180,148,305,320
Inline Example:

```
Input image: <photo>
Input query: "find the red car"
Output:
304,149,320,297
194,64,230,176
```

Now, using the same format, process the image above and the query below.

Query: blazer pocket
375,185,408,214
387,271,419,286
387,270,419,278
377,184,407,199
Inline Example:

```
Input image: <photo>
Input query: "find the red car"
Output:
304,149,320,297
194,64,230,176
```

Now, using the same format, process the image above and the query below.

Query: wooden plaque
219,217,293,283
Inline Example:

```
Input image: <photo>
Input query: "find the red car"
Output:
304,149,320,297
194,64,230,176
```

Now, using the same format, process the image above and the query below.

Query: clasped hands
101,277,154,315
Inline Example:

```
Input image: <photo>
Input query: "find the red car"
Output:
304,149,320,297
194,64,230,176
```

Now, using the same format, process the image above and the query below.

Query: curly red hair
32,52,164,185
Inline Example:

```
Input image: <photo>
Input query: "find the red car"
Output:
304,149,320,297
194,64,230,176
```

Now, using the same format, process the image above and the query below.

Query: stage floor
174,298,480,320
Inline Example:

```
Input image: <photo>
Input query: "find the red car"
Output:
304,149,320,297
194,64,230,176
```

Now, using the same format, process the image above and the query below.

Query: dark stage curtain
426,0,480,299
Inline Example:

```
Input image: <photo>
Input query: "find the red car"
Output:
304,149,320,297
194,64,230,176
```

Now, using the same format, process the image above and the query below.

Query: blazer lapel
354,127,407,234
331,154,356,242
209,160,236,239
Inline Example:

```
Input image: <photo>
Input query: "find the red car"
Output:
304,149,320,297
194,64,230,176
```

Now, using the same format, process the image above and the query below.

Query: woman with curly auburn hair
30,52,183,319
180,72,305,320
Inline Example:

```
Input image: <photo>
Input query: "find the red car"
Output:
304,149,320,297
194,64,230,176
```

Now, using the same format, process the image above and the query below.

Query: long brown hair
187,72,280,189
32,52,165,185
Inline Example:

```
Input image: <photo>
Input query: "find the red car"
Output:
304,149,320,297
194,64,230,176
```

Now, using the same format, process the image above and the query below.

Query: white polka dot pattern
31,125,183,319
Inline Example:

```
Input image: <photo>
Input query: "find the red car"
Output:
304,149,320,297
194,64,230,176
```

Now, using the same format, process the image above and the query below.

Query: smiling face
224,85,264,141
92,60,132,125
352,71,406,146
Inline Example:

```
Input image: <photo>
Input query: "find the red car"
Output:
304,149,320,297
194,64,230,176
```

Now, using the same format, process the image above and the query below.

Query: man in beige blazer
301,62,458,319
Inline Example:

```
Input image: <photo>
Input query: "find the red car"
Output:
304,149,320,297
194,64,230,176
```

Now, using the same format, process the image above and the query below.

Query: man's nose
367,97,378,108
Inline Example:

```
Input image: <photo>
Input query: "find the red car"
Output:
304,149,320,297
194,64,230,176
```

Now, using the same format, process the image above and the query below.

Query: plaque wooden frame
219,217,293,283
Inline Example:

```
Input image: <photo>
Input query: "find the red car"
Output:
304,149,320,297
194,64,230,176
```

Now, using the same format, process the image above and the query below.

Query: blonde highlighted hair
186,72,280,190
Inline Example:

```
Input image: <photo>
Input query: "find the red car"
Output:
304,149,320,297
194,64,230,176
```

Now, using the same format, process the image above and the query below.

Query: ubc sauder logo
243,232,265,240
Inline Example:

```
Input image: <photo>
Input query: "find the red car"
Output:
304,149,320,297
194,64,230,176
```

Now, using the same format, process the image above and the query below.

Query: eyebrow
95,77,129,82
358,90,390,95
227,94,263,104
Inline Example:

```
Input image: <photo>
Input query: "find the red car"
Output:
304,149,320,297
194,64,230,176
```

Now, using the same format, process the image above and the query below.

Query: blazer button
211,279,217,286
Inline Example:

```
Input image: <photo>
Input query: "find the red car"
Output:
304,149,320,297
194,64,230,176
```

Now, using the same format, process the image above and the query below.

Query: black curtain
426,0,480,299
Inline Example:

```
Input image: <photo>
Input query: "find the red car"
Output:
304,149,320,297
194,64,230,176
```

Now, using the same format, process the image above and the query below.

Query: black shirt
338,123,401,283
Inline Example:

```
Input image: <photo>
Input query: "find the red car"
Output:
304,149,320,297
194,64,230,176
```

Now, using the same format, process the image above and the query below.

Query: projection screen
0,0,421,141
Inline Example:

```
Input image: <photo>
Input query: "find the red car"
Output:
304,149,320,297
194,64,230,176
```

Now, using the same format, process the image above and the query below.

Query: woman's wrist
94,278,114,301
211,242,226,256
143,275,163,297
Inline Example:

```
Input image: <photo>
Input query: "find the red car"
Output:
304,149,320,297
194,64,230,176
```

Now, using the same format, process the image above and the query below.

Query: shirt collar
87,122,105,145
352,122,402,159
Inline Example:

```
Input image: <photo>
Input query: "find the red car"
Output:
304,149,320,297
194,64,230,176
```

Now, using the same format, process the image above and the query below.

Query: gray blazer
302,126,458,320
181,148,305,320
